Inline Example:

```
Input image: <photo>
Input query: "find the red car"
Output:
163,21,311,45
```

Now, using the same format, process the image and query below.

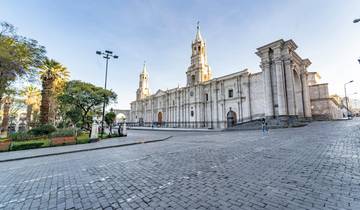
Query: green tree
39,58,69,125
105,111,116,134
58,80,117,130
0,22,46,103
65,108,82,127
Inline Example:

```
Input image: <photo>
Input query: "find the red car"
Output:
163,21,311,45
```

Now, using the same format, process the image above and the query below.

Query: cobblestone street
0,119,360,210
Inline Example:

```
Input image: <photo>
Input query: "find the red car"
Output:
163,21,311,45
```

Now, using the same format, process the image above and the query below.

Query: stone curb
0,136,172,163
129,127,221,132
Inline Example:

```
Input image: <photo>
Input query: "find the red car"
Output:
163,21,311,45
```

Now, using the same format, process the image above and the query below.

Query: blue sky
1,0,360,109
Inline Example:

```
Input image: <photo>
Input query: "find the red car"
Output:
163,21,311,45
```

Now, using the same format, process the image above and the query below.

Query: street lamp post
344,80,354,119
354,19,360,64
96,50,118,138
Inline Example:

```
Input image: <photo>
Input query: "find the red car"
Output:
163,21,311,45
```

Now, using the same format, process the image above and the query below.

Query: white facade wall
130,70,268,129
131,36,314,128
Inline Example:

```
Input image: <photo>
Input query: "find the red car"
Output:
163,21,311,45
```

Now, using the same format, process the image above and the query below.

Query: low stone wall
0,140,11,152
310,98,342,120
51,136,76,146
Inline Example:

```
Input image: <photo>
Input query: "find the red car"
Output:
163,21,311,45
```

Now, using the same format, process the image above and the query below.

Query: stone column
210,82,213,128
301,72,312,118
275,59,287,116
284,59,296,116
144,103,147,122
215,83,219,128
263,62,274,117
246,74,252,120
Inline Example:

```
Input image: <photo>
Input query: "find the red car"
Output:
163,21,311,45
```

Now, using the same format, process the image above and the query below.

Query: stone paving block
0,120,359,209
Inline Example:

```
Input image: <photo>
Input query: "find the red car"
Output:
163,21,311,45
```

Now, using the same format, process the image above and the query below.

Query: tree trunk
48,94,57,125
32,111,39,127
0,94,3,111
1,99,11,134
26,104,33,127
39,78,54,125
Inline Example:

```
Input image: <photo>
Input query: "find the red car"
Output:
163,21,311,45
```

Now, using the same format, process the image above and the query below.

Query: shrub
50,129,76,138
9,132,36,141
28,124,56,136
107,133,119,138
77,130,89,137
0,137,9,142
11,142,44,151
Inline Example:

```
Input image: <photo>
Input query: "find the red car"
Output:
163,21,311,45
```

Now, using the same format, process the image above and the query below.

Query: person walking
261,118,266,133
261,118,268,134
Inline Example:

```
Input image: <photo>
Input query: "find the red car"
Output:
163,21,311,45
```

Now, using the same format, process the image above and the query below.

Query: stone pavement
0,132,171,162
0,119,360,209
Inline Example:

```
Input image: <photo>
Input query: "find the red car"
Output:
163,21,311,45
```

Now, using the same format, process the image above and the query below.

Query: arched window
191,75,195,83
228,89,234,98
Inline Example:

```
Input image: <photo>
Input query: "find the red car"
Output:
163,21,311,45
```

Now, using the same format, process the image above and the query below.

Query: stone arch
116,113,126,122
226,109,237,128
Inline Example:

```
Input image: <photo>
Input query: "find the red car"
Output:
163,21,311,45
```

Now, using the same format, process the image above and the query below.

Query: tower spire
142,61,147,74
195,21,203,42
137,61,150,100
187,22,212,86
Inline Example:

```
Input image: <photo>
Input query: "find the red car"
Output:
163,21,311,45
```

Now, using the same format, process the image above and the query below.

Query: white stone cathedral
130,25,315,129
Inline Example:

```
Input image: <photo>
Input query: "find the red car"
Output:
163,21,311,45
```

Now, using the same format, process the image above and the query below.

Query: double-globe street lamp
96,50,118,138
344,80,354,118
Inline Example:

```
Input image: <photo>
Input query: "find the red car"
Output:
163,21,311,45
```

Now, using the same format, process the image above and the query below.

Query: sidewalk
0,133,172,162
129,127,221,132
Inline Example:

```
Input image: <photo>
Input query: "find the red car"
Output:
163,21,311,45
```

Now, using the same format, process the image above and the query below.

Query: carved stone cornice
273,57,283,63
284,59,292,65
302,58,312,68
260,61,271,69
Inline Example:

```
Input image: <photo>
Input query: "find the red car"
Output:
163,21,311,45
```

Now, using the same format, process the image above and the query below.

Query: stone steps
226,117,309,131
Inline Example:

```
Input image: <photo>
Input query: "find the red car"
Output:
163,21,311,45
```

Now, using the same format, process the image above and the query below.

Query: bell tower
136,62,150,100
186,22,212,86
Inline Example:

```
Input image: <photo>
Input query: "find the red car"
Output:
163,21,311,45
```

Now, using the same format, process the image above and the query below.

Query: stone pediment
154,89,165,97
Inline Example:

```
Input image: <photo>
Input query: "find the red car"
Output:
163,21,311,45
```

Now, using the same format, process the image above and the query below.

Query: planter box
0,140,11,152
51,136,76,146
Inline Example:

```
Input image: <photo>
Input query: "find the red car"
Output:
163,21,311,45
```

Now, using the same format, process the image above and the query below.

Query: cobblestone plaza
0,119,360,209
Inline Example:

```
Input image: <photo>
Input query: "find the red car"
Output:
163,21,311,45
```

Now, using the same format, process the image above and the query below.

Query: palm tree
39,58,69,125
20,85,41,127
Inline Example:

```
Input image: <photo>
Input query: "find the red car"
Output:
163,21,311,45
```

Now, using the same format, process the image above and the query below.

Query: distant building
129,25,330,129
308,73,344,120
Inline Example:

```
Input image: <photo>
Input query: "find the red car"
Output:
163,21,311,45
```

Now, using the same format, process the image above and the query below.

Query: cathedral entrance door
227,110,237,128
158,112,163,127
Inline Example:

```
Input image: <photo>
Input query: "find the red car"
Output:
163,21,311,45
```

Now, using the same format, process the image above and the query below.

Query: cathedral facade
130,26,313,129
